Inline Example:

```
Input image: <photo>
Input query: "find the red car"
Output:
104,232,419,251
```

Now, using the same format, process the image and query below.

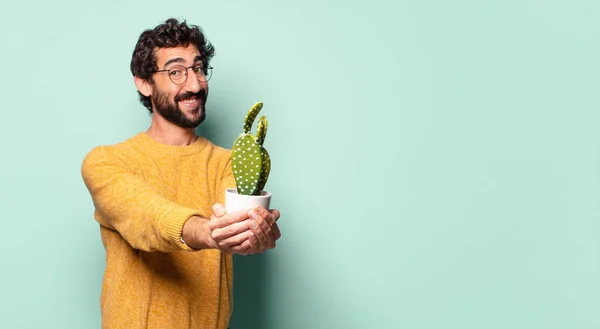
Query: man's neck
146,116,197,146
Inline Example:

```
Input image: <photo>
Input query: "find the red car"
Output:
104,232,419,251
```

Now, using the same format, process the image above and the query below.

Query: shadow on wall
229,254,267,329
198,122,268,329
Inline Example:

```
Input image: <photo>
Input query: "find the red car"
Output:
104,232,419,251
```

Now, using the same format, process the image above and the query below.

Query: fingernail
217,208,226,217
249,210,259,220
250,220,258,230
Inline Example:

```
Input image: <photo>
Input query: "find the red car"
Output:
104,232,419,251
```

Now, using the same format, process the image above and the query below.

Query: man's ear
134,76,153,97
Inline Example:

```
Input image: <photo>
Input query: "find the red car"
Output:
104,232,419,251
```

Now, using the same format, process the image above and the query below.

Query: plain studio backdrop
1,1,599,328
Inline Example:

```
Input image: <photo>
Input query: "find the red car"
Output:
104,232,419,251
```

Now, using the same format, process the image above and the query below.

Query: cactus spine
231,102,271,195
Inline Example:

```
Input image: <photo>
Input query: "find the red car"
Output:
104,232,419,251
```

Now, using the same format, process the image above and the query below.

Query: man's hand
206,205,257,254
211,203,281,255
182,209,255,252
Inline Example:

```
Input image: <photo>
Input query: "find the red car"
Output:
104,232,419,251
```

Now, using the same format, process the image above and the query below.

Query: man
81,18,281,329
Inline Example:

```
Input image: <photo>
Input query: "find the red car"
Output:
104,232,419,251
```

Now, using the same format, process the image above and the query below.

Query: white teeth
180,98,197,104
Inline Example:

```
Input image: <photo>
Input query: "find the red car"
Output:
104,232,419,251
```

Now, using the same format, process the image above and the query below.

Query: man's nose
183,67,202,92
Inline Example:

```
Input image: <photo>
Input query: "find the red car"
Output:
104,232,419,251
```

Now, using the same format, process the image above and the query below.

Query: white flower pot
225,188,272,213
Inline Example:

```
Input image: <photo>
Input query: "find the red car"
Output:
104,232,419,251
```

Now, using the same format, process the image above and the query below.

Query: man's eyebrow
163,57,185,68
162,55,204,69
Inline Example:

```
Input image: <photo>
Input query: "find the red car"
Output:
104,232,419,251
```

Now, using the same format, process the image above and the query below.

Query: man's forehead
154,44,202,66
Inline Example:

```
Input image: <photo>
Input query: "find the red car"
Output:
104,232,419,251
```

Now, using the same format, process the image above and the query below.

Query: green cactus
231,102,271,195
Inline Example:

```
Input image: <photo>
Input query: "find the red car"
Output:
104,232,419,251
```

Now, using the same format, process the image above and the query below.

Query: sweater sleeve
81,146,199,252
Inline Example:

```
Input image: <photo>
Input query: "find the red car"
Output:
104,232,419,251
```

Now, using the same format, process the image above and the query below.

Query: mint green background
1,1,599,328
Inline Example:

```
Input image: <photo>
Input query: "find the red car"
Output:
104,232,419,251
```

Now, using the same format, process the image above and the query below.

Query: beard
151,89,207,128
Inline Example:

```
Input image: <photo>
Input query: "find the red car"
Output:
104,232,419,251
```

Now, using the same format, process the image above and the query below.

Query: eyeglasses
154,64,213,85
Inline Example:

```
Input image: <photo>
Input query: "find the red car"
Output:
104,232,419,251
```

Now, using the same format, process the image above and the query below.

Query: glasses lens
205,67,212,81
169,65,187,84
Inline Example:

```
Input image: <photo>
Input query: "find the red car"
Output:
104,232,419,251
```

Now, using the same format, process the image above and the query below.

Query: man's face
150,44,209,128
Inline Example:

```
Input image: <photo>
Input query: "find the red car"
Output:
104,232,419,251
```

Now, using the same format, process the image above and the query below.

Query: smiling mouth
177,96,201,110
175,90,206,109
179,96,198,104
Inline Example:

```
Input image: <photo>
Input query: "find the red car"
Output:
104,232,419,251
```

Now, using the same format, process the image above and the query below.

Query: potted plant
225,102,272,212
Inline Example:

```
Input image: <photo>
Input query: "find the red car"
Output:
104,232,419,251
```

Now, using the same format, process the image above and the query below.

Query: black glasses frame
154,64,214,85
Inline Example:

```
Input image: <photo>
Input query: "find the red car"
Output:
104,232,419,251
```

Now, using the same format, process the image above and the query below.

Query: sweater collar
135,132,208,156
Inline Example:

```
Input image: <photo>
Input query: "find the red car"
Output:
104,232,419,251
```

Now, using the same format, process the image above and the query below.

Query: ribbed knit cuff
164,207,204,251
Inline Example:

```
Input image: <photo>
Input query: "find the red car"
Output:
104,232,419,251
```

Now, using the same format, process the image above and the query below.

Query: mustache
174,89,206,102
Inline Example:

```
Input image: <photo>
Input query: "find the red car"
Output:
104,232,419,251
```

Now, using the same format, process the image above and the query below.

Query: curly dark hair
130,18,215,112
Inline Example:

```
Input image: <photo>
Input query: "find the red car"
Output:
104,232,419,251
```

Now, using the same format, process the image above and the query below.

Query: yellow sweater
81,132,235,329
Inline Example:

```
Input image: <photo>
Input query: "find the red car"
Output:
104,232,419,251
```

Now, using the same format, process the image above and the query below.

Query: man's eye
193,66,203,73
170,69,184,76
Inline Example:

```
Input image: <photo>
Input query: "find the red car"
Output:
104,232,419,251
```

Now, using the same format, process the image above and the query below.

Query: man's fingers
212,220,252,241
248,209,267,248
209,205,281,255
250,207,279,249
269,209,280,223
267,209,281,243
212,203,227,217
227,232,257,255
217,230,253,248
255,207,279,247
271,223,281,240
231,241,251,255
251,207,272,236
209,209,251,229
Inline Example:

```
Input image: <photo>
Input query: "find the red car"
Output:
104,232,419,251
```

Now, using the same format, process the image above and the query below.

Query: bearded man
81,18,281,329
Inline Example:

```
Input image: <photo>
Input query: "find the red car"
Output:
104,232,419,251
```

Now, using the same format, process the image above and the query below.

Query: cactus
231,102,271,195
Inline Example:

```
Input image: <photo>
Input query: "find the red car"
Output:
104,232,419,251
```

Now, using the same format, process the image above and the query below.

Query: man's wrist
182,215,214,250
